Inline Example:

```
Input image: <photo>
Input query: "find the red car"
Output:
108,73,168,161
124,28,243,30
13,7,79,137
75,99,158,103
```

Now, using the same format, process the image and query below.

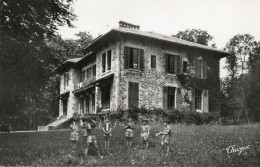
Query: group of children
70,116,172,156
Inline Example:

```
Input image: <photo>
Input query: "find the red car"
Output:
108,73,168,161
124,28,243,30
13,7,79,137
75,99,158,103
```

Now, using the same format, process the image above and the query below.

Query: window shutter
176,88,182,110
163,87,168,110
176,55,182,75
124,47,130,69
165,54,169,73
195,59,199,78
139,49,144,71
203,60,207,79
203,90,209,112
191,89,195,111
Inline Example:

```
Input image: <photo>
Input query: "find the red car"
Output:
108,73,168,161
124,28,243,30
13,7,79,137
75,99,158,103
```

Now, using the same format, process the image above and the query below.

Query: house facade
55,22,228,118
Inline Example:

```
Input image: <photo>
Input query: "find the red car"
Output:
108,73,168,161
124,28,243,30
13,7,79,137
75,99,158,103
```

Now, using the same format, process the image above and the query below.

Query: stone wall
117,35,221,112
95,42,120,112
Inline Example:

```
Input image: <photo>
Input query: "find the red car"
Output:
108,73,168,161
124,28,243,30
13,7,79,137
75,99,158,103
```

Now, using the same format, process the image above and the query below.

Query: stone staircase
38,116,72,131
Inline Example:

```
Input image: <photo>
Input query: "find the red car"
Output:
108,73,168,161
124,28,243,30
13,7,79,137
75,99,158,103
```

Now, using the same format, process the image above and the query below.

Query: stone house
55,21,228,119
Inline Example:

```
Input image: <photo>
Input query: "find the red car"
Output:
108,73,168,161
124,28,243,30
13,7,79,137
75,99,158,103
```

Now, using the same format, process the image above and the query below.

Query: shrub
109,108,220,125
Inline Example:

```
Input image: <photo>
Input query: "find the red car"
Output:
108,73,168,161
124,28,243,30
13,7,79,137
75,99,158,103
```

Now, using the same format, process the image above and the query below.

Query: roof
86,27,228,55
53,58,81,74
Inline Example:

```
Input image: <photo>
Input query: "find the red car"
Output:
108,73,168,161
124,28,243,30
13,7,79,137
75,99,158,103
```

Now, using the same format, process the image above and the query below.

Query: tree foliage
173,29,216,47
0,0,82,130
222,34,260,122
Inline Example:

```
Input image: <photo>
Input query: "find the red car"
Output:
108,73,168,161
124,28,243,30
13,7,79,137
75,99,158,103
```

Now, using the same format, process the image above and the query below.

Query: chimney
119,21,140,30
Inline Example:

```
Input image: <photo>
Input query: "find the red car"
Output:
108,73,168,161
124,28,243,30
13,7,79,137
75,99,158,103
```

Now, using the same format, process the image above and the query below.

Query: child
124,117,135,148
70,120,79,150
84,118,100,156
80,118,88,145
140,119,150,149
155,120,171,155
103,117,112,152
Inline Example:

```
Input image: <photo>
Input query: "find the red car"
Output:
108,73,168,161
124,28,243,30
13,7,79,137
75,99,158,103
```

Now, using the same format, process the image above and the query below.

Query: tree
247,41,260,121
224,34,256,123
0,0,76,72
0,0,77,130
173,29,216,47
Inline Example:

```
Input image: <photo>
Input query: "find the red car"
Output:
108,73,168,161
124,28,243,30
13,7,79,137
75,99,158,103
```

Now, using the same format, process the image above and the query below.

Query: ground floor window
167,87,175,109
62,99,68,116
195,90,202,110
101,84,110,109
128,82,139,108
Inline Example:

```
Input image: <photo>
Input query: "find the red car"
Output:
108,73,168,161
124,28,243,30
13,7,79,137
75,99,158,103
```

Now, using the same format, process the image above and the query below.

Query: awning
56,91,70,99
73,84,95,94
94,73,114,87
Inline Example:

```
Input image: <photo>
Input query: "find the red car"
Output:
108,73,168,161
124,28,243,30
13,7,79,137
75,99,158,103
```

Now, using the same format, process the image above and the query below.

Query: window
107,50,111,70
195,90,202,110
92,65,96,77
86,68,92,79
101,84,110,109
183,61,188,74
64,73,69,88
102,52,106,72
166,54,182,75
167,87,175,109
195,57,207,79
63,99,68,116
81,70,86,82
151,55,156,69
128,82,139,108
124,47,144,70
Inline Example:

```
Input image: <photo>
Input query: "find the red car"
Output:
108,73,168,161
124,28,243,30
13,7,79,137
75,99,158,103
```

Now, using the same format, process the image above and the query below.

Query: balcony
74,77,96,91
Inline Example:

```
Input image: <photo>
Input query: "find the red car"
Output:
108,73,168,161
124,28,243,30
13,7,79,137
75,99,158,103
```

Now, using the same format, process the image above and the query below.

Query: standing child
155,120,171,155
84,118,100,156
70,120,79,150
140,119,150,149
124,117,135,148
103,117,112,152
80,118,88,146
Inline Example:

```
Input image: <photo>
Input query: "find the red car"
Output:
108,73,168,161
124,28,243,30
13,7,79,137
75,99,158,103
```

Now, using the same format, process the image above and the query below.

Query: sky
58,0,260,78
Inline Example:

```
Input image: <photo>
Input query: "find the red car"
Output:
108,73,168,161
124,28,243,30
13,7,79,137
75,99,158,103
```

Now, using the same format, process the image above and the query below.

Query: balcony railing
74,77,96,90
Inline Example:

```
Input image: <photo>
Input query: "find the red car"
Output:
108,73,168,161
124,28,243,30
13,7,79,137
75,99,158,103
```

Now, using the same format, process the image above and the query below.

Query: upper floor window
102,52,106,73
166,54,182,75
87,67,92,79
151,55,156,69
81,70,85,82
102,50,112,73
64,72,69,88
124,47,144,70
92,65,96,77
195,57,207,79
107,50,111,70
81,64,96,82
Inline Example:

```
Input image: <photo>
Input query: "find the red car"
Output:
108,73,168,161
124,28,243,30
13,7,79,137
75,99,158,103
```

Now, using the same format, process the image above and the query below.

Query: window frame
167,87,176,109
151,55,156,69
195,90,202,110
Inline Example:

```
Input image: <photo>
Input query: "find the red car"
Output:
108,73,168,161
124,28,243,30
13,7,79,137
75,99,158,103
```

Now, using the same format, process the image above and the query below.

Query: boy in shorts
155,120,171,155
124,117,135,148
103,117,112,152
140,119,150,149
84,118,100,156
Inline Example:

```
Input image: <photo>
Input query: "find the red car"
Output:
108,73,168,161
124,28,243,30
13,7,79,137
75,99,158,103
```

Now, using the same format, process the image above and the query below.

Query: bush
109,107,220,125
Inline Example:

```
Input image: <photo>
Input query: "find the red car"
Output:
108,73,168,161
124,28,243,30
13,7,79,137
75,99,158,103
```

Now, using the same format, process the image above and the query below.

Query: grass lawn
0,123,259,166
